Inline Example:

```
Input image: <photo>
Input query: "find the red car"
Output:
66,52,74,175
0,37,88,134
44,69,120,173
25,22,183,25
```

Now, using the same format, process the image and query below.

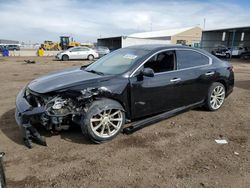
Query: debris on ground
24,60,36,64
234,151,239,155
215,139,228,144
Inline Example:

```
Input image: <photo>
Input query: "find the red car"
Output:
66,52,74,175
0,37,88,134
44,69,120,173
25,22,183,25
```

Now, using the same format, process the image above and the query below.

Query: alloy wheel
210,85,225,110
90,109,123,138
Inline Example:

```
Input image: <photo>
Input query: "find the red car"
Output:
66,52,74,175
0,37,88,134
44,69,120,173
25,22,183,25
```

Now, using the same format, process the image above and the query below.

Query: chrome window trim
129,48,212,77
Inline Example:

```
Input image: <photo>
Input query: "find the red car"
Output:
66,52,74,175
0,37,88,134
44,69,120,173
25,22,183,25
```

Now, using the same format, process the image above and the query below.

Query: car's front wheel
88,55,94,61
62,55,69,61
205,82,226,111
81,99,125,143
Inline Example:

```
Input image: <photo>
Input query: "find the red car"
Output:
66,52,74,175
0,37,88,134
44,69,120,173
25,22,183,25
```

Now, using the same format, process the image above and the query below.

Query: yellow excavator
42,36,81,50
59,36,81,50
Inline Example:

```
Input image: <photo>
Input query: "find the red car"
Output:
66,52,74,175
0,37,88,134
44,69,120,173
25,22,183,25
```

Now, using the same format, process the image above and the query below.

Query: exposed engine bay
16,87,107,148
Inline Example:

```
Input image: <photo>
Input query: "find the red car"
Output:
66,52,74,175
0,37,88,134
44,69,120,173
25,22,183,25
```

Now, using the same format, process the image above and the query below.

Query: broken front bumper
15,87,47,148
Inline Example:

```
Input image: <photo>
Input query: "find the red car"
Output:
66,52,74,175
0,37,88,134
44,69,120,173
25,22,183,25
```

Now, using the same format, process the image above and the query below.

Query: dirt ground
0,56,250,188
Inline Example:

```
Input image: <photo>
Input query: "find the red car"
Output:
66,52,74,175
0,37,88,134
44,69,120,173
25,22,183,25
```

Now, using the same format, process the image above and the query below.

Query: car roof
69,46,89,49
125,44,213,59
125,44,191,51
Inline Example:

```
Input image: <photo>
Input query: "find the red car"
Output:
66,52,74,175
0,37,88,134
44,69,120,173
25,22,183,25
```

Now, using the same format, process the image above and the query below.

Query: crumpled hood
28,67,112,94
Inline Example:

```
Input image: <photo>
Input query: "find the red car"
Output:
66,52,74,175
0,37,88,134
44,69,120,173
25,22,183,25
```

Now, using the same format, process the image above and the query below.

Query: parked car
212,46,248,58
211,45,231,58
7,44,20,51
15,45,234,148
241,51,250,60
55,47,99,61
93,46,110,57
230,46,248,56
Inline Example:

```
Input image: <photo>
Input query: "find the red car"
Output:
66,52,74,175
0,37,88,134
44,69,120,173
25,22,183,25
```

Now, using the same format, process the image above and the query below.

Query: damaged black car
15,45,234,148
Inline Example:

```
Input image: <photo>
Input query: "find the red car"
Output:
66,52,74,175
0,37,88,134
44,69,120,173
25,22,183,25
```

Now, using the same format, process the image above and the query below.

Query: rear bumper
226,71,234,97
226,87,233,97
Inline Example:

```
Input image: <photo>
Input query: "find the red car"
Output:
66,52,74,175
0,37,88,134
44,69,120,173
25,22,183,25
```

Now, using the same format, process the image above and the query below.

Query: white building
97,26,202,50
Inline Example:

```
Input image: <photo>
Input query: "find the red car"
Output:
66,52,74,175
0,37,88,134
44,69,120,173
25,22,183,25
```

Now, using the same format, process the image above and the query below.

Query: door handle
170,78,181,82
205,71,215,76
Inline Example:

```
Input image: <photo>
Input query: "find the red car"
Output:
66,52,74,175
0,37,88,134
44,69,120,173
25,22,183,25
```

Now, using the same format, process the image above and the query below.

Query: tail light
227,65,234,72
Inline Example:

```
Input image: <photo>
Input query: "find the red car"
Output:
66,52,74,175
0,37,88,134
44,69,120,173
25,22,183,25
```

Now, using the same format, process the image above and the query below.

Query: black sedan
15,45,234,148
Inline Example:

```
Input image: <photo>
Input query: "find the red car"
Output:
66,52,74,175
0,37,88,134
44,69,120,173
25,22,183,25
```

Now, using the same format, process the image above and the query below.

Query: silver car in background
94,46,110,57
56,47,99,61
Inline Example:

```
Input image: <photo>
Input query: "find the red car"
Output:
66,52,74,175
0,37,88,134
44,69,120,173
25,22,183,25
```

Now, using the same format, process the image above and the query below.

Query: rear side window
176,50,209,69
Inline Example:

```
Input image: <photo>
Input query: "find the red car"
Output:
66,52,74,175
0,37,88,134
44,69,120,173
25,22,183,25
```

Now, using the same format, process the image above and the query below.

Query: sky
0,0,249,43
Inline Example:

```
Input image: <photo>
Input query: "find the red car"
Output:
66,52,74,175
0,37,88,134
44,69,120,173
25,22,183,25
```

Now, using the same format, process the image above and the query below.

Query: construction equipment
42,37,81,51
59,36,81,50
42,40,60,51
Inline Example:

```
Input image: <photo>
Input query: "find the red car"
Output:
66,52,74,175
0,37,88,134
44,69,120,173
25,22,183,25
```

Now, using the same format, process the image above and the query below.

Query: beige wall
171,27,202,45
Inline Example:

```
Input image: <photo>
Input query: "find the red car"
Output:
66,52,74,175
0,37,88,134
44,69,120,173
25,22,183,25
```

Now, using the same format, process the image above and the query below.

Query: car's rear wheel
88,55,94,61
205,82,225,111
62,55,69,61
81,99,125,143
241,54,250,60
226,53,231,58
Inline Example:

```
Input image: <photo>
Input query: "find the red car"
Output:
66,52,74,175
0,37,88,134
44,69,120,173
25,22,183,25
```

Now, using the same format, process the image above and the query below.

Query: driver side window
144,50,176,73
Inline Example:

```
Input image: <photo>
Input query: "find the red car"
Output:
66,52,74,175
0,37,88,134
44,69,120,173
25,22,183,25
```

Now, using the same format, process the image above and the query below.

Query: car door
69,48,80,59
129,50,184,119
175,49,213,106
78,47,89,59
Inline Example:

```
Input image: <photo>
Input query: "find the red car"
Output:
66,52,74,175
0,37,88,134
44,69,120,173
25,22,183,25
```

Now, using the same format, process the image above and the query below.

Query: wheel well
62,54,69,58
96,97,130,119
216,79,227,92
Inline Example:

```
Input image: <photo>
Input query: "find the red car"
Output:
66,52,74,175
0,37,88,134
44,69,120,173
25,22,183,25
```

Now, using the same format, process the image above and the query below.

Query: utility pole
203,18,206,30
150,22,152,31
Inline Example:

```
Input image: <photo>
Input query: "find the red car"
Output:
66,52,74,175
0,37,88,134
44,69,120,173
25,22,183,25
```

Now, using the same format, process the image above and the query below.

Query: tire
205,82,226,111
88,55,94,61
81,99,125,143
241,54,250,60
226,53,231,59
62,55,69,61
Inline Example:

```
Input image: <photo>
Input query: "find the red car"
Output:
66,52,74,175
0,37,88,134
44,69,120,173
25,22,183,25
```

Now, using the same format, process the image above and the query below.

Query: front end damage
15,86,105,148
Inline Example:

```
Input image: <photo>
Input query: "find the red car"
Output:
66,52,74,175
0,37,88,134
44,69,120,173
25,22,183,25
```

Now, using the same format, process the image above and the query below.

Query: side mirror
142,68,154,77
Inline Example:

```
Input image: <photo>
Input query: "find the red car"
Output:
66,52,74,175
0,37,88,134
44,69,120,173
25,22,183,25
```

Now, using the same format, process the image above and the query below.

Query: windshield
85,48,149,75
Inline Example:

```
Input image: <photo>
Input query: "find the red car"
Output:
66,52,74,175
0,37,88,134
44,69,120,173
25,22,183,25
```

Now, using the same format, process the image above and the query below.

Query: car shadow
0,108,23,146
0,108,92,147
235,80,250,90
191,106,206,112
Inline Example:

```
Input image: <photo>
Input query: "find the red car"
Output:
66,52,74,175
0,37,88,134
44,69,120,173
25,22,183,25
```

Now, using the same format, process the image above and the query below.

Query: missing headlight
45,96,72,116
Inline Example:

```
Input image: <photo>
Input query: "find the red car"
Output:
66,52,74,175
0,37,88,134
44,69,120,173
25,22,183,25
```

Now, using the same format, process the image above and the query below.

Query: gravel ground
0,56,250,188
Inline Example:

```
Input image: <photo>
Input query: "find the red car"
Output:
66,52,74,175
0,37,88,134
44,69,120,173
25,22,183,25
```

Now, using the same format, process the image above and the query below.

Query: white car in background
231,46,248,56
56,47,99,61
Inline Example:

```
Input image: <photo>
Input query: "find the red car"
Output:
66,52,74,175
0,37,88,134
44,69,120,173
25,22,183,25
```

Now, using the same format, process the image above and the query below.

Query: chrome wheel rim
210,85,225,110
90,109,123,138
